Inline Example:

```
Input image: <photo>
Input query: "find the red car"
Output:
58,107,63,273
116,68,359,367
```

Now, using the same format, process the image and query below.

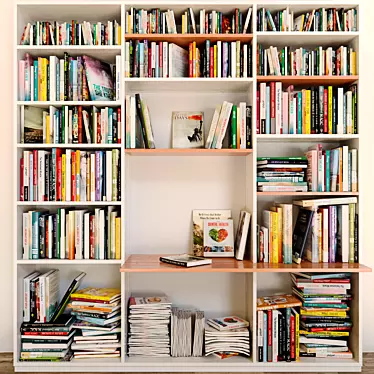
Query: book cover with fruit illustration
203,219,234,257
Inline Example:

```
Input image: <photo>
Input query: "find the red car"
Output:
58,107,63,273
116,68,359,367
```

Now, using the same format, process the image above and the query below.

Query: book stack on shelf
257,157,308,192
21,105,122,145
22,207,121,260
257,7,357,32
306,145,357,192
292,273,353,359
18,54,120,102
256,294,301,362
205,316,251,358
125,7,252,34
124,40,252,78
70,287,121,359
20,20,121,46
20,148,121,202
127,296,172,357
257,45,356,76
257,83,358,134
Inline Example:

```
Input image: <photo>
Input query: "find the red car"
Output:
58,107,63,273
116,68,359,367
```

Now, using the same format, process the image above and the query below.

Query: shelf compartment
125,149,253,156
256,134,359,142
257,192,359,196
124,33,253,47
256,75,359,85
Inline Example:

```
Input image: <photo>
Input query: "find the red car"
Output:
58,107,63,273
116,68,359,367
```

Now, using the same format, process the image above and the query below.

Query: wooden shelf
256,134,359,142
257,76,359,85
124,33,253,47
120,255,371,273
125,149,253,156
257,192,359,196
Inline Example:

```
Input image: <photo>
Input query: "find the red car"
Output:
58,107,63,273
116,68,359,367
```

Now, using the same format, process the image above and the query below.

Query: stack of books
292,273,353,359
20,315,75,362
20,149,121,202
127,296,172,357
257,45,356,76
20,20,121,46
22,207,121,260
257,83,358,135
257,7,357,32
70,287,121,359
306,145,358,192
21,105,121,145
257,157,308,192
205,316,250,358
125,7,252,34
18,53,120,102
257,294,301,362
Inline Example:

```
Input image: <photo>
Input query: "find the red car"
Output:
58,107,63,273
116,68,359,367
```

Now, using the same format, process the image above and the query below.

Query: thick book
159,254,212,268
257,294,302,311
71,287,121,303
293,197,357,208
292,209,314,264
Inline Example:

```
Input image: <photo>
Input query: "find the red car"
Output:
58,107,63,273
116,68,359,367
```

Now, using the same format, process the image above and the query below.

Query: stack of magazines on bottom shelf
128,296,172,357
205,316,251,359
292,273,353,359
19,315,75,362
69,287,121,359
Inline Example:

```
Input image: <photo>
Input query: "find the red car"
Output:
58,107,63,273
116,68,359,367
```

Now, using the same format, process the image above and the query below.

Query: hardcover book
292,208,314,264
159,254,212,267
71,287,121,303
172,111,204,148
203,219,234,257
257,294,302,311
22,106,45,143
235,210,251,260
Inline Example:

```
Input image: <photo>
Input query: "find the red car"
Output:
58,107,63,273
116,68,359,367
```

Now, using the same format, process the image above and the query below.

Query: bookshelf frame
14,0,368,372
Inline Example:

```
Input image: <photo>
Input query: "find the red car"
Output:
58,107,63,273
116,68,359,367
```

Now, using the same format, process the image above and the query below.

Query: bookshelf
14,0,370,373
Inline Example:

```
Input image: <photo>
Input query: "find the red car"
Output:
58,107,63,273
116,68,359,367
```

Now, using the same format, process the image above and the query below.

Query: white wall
0,0,373,353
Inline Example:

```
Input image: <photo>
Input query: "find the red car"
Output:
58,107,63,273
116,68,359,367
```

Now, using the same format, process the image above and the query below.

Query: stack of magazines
205,316,251,358
128,296,171,357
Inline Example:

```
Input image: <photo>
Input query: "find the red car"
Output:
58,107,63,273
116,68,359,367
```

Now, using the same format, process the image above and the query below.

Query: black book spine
248,45,252,77
354,213,359,263
246,105,252,149
332,88,337,134
347,47,351,75
286,308,291,362
311,87,316,134
39,215,45,259
278,311,283,361
292,209,314,263
117,155,121,201
59,110,62,144
101,23,105,45
113,111,118,144
227,42,231,78
30,278,38,322
135,94,149,148
240,46,244,78
132,40,138,78
52,214,57,258
258,312,263,361
353,85,358,134
281,312,287,361
45,153,50,202
129,40,133,78
315,87,319,134
52,151,56,201
319,86,324,134
49,153,53,201
102,152,106,201
63,53,68,101
159,257,188,267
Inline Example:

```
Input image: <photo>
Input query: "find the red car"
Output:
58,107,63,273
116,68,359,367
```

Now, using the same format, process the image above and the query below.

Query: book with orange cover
257,294,302,311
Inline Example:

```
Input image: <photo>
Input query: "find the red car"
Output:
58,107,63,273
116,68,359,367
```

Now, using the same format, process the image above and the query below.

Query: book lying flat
159,254,212,267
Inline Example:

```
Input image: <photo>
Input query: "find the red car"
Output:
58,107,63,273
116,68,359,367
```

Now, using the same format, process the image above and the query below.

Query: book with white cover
235,210,251,260
293,197,357,208
168,43,188,77
160,254,212,267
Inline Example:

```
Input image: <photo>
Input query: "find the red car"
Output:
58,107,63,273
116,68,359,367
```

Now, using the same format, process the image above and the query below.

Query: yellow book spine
328,86,333,134
118,26,121,45
76,150,80,202
38,57,42,101
352,52,356,75
236,41,240,77
300,330,349,336
277,207,283,263
300,310,347,317
213,45,217,78
45,115,50,144
86,155,90,202
193,41,197,78
302,89,306,134
182,15,185,34
42,58,48,101
127,15,131,33
300,15,305,31
62,154,66,201
115,217,121,260
305,89,311,134
295,311,300,361
271,211,279,264
268,213,273,263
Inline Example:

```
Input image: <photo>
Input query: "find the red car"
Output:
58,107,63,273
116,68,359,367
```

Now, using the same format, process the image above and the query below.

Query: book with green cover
231,105,237,149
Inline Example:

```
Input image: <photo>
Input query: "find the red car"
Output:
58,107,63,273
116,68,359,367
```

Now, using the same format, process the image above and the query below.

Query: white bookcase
14,0,369,372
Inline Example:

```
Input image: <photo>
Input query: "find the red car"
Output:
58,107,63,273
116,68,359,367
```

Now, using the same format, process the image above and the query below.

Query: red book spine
33,150,38,201
148,47,152,78
189,43,193,78
89,215,95,259
290,314,295,361
46,22,50,45
323,88,328,133
256,90,260,134
270,81,275,128
159,42,163,73
36,281,40,321
156,11,159,33
23,331,69,336
267,310,272,362
71,20,75,45
117,108,121,144
235,9,238,33
20,158,24,201
71,151,76,201
205,14,208,34
45,218,49,258
209,47,214,77
310,327,351,332
78,106,83,143
97,112,101,144
57,152,62,201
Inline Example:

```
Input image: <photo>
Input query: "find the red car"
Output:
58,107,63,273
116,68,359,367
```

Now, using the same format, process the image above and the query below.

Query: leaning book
172,111,204,149
203,219,234,257
159,254,212,267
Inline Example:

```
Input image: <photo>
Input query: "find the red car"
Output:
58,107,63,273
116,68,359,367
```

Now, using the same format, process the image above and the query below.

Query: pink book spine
282,92,289,134
19,60,26,100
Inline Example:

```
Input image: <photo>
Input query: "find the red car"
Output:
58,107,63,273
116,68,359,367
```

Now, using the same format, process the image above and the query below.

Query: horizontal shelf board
17,259,122,264
124,78,252,92
17,45,121,50
257,192,359,196
124,33,253,46
17,143,122,149
256,134,359,142
256,75,359,85
125,149,253,156
17,201,122,206
17,101,121,107
254,262,371,273
121,255,254,272
15,357,122,367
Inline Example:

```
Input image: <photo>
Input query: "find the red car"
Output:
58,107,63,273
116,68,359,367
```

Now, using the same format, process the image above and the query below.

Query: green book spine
232,105,237,149
325,150,331,192
281,49,285,75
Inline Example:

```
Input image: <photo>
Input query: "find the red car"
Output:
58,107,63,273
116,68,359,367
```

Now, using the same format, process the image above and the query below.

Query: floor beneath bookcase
2,353,374,374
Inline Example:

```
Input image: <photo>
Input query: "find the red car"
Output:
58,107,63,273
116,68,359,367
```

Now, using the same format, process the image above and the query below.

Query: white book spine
260,83,266,133
346,91,352,134
30,66,34,102
111,212,117,259
84,212,90,259
65,149,71,201
216,102,233,148
351,149,358,192
342,146,349,192
68,110,73,143
115,55,121,101
38,151,45,201
231,42,236,78
130,97,136,148
90,153,95,201
23,277,30,322
49,56,56,101
106,151,113,202
23,151,29,200
272,310,279,362
48,215,53,258
64,106,69,143
217,41,221,78
23,213,29,259
163,42,168,78
60,209,65,259
243,45,248,78
239,102,246,149
290,97,296,134
275,82,282,134
39,275,45,322
59,60,64,101
340,205,350,263
205,104,221,149
257,310,264,354
99,210,105,260
337,88,344,134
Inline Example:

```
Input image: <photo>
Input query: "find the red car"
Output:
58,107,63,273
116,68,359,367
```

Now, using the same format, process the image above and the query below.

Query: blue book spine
56,63,60,101
325,150,331,192
348,151,352,192
31,211,40,259
33,61,38,101
297,92,302,134
263,312,268,362
29,153,33,201
265,86,271,134
108,108,113,144
99,151,103,199
139,42,144,77
72,60,78,100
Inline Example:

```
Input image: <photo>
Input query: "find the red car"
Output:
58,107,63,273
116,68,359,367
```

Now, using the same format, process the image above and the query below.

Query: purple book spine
95,151,100,201
77,56,81,101
223,42,228,78
99,151,103,201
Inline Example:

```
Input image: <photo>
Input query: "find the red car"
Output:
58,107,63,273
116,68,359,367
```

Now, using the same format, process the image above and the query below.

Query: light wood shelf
125,148,253,156
257,75,359,85
257,191,360,196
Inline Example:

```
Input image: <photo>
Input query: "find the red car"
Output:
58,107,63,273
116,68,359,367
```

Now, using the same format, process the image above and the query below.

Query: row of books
257,294,301,361
22,207,121,260
306,145,358,193
21,106,121,145
257,83,358,135
19,53,119,102
20,149,121,202
257,7,357,32
124,40,252,78
20,20,121,46
293,273,353,359
125,7,252,34
257,45,356,76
